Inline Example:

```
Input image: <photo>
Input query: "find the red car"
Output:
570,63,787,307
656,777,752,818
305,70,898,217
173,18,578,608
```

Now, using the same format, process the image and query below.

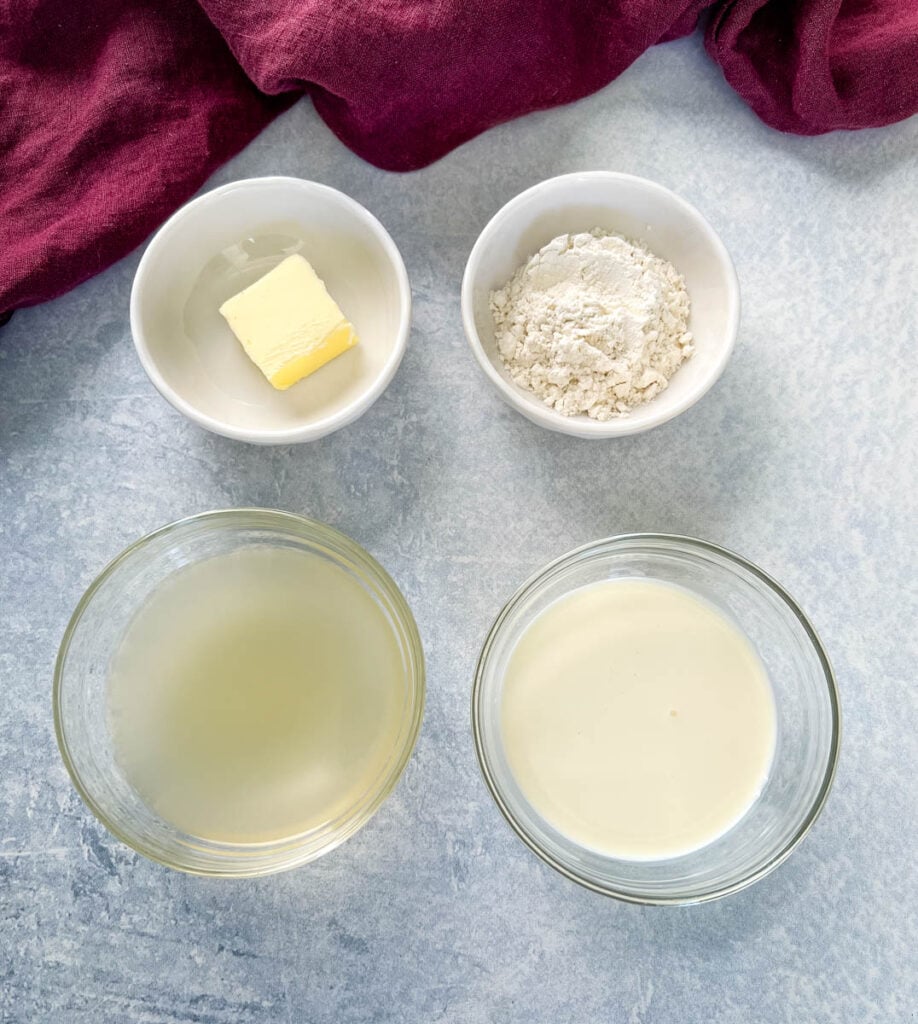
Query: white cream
500,578,776,860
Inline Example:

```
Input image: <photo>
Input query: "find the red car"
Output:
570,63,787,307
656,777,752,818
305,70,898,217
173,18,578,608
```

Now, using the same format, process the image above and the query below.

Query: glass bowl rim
471,532,841,906
53,507,426,877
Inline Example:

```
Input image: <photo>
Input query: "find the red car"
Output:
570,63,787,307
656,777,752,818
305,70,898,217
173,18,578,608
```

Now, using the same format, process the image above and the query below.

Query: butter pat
219,254,358,390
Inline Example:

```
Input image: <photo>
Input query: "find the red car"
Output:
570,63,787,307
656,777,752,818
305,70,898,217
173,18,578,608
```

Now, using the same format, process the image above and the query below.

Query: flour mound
490,229,694,420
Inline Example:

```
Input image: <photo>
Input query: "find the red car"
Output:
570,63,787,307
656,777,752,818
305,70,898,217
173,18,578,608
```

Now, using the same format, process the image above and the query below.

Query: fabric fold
706,0,918,134
197,0,705,171
0,0,290,314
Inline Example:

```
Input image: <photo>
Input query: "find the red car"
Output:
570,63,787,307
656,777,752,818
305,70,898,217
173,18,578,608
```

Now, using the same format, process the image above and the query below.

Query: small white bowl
131,177,411,444
461,172,740,438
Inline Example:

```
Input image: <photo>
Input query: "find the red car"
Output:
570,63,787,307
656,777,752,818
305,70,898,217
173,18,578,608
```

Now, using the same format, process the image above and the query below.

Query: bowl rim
129,176,412,446
460,171,741,439
471,532,841,905
53,507,426,877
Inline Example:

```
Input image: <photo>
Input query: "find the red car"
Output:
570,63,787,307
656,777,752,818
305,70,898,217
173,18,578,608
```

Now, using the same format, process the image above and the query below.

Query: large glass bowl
472,535,839,905
54,509,425,877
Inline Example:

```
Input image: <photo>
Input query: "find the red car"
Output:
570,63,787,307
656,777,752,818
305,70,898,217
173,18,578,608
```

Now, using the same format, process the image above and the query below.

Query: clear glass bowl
54,509,425,877
472,535,840,905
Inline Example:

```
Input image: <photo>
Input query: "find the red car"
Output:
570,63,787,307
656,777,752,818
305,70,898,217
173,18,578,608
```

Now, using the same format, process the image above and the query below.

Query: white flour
490,229,693,420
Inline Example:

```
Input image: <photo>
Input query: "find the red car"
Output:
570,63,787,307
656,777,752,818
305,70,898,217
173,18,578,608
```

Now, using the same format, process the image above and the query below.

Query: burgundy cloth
1,0,916,317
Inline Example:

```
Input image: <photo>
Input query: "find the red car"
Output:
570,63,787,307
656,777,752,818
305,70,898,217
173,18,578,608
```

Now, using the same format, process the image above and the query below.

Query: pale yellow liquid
108,547,406,844
501,579,776,860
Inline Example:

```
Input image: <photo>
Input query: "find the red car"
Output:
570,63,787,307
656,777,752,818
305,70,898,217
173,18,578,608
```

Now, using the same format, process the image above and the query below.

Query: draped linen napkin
1,0,915,317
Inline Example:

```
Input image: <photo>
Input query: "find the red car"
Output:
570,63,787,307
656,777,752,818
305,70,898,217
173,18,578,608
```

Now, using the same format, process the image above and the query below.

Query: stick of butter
218,254,358,390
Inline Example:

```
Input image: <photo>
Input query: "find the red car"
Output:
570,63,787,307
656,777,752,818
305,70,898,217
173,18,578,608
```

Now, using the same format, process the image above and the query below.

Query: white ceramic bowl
131,177,411,444
461,172,740,438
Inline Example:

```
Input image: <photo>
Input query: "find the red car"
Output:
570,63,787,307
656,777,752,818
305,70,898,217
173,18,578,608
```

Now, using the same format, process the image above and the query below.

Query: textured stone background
1,33,916,1024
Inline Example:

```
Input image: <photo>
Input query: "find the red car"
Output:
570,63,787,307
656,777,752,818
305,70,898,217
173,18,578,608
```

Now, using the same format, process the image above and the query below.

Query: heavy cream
500,578,776,860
